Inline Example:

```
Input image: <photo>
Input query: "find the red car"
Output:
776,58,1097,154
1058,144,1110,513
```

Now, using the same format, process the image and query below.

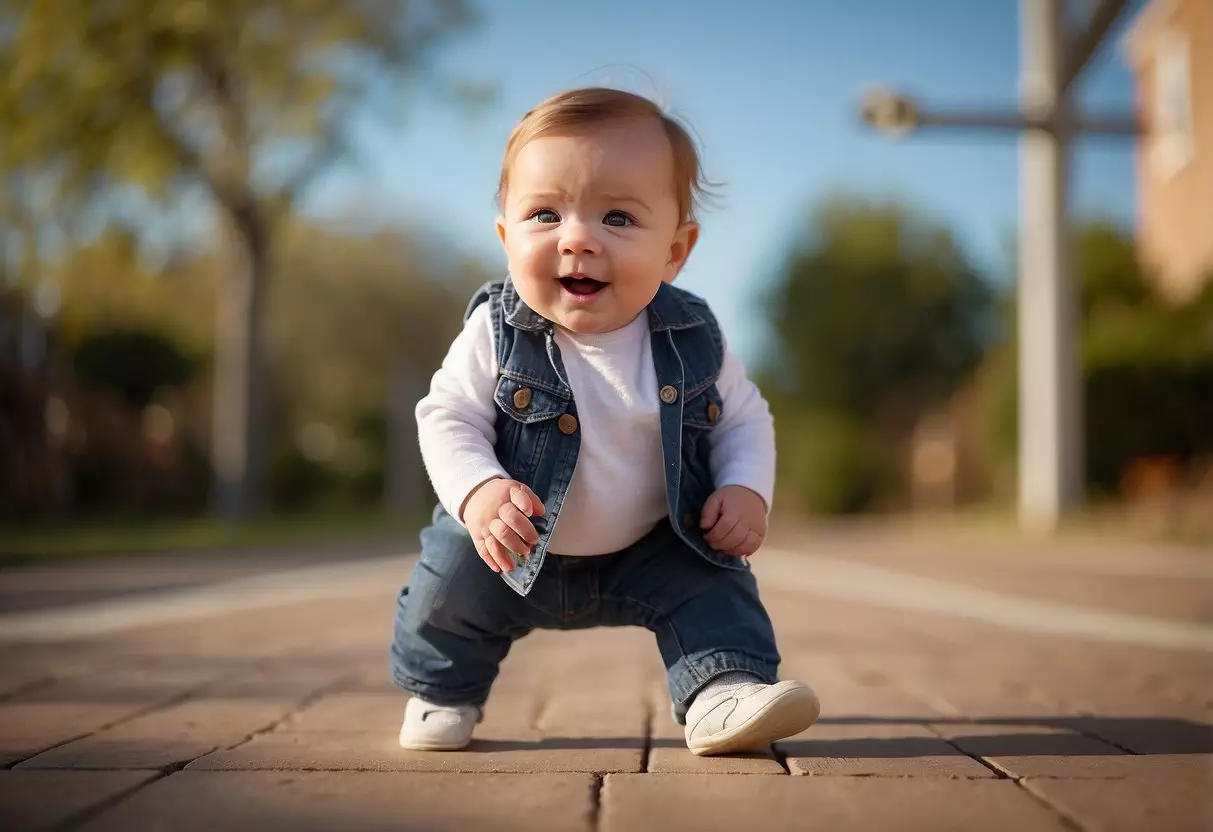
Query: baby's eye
529,209,560,224
603,211,633,228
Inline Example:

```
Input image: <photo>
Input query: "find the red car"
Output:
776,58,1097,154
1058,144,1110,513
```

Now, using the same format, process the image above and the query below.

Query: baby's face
496,118,698,335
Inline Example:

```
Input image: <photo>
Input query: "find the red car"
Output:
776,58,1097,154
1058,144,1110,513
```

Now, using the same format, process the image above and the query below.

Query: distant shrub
72,328,196,407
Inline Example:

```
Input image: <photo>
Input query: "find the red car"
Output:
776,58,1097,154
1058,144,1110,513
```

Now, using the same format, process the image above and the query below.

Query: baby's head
495,88,708,334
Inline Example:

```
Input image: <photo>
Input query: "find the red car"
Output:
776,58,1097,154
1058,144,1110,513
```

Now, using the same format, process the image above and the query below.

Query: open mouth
559,276,607,296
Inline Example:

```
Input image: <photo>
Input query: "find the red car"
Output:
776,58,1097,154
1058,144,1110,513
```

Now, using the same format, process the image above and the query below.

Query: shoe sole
398,734,472,752
686,681,821,757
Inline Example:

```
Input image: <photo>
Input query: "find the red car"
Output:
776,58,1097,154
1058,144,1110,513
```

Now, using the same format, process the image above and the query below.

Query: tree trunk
210,200,269,520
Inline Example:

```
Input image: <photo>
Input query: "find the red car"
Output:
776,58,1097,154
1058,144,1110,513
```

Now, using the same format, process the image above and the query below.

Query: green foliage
979,225,1213,497
72,328,197,407
266,219,479,423
1085,362,1213,492
1076,220,1153,314
761,197,995,513
0,0,475,224
50,228,216,352
269,443,338,513
776,410,878,515
269,407,393,512
764,198,993,422
21,214,485,519
1,0,480,518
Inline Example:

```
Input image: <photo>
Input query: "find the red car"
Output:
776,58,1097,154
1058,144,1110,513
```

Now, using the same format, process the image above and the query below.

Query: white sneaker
398,696,482,751
684,680,820,757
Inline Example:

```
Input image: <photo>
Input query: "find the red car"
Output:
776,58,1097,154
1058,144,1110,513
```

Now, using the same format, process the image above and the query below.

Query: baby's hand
462,478,546,573
699,485,767,557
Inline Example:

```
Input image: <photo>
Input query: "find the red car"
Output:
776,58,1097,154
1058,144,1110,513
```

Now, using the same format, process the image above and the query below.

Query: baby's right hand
462,478,546,573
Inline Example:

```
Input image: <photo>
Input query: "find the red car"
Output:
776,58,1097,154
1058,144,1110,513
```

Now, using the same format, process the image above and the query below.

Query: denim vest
465,277,746,596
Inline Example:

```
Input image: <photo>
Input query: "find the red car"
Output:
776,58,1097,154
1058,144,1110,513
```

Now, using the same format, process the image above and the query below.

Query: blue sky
312,0,1145,364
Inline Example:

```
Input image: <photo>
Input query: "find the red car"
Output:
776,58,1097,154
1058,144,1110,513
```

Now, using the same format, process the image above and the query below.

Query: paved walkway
0,525,1210,831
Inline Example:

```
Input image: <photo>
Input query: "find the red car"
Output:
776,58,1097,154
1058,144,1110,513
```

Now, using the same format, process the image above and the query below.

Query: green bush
269,444,340,512
760,198,995,514
776,410,878,515
978,248,1213,496
72,328,196,407
1085,360,1213,493
982,354,1213,497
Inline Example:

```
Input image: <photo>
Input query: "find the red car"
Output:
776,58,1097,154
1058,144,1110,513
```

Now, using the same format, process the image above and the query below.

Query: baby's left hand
699,485,768,557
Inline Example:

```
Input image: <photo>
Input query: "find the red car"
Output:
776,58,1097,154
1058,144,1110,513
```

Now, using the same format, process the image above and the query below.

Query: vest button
682,512,694,528
659,384,678,404
512,387,532,409
707,401,721,423
557,414,578,435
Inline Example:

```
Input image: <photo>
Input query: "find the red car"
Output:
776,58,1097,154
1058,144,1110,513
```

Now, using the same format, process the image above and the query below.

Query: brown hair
497,87,711,223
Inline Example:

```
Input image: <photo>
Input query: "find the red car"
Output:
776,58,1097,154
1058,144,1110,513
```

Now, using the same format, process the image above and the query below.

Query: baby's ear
495,216,507,248
664,221,700,283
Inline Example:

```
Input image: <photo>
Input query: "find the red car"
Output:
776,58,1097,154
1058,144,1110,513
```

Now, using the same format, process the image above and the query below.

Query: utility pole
860,0,1141,533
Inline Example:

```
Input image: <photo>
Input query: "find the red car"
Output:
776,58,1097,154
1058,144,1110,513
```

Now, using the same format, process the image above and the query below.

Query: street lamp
859,88,919,136
861,88,1141,137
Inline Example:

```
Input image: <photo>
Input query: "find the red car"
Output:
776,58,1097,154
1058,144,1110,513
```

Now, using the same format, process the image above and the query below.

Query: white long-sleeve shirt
415,301,775,556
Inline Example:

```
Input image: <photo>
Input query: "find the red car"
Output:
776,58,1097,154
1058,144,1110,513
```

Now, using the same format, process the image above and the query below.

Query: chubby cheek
613,238,669,284
506,232,553,276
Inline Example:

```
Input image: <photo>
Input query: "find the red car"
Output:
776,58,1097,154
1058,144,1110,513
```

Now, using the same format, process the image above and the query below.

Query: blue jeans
390,506,782,724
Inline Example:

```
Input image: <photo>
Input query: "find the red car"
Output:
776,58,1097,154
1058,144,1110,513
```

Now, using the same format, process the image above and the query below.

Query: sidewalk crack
922,726,1088,830
200,674,355,761
3,681,210,770
1016,778,1089,831
770,742,791,774
589,774,605,831
641,697,654,772
51,770,171,831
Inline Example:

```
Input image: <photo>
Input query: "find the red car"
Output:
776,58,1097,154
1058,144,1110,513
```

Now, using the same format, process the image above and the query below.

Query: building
1123,0,1213,299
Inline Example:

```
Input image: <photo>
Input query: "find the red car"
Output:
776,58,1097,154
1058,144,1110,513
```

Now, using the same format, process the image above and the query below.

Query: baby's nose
559,222,599,255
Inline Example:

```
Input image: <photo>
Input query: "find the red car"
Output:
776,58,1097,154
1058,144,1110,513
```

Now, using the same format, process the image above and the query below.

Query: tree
760,197,994,513
266,218,485,512
764,197,993,425
0,0,476,518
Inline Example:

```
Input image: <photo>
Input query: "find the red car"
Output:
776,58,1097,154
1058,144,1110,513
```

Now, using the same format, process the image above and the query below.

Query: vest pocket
679,383,722,509
681,384,724,429
493,375,570,479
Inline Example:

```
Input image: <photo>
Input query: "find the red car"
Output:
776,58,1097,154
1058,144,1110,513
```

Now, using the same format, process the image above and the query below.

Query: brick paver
0,771,157,830
780,722,996,778
74,771,597,832
600,775,1074,831
1,527,1210,830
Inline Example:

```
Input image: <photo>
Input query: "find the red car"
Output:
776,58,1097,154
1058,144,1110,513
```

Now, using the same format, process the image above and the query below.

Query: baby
390,87,820,756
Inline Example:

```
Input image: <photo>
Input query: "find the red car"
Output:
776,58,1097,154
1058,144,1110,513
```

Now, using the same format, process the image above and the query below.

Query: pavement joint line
1016,777,1091,832
1063,724,1140,756
5,680,212,770
46,770,168,832
931,728,1010,780
589,774,604,831
770,743,791,774
197,675,355,765
639,697,653,773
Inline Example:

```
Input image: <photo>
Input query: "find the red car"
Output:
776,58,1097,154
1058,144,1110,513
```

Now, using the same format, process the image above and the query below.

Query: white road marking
0,558,405,642
755,550,1213,653
1,550,1210,653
